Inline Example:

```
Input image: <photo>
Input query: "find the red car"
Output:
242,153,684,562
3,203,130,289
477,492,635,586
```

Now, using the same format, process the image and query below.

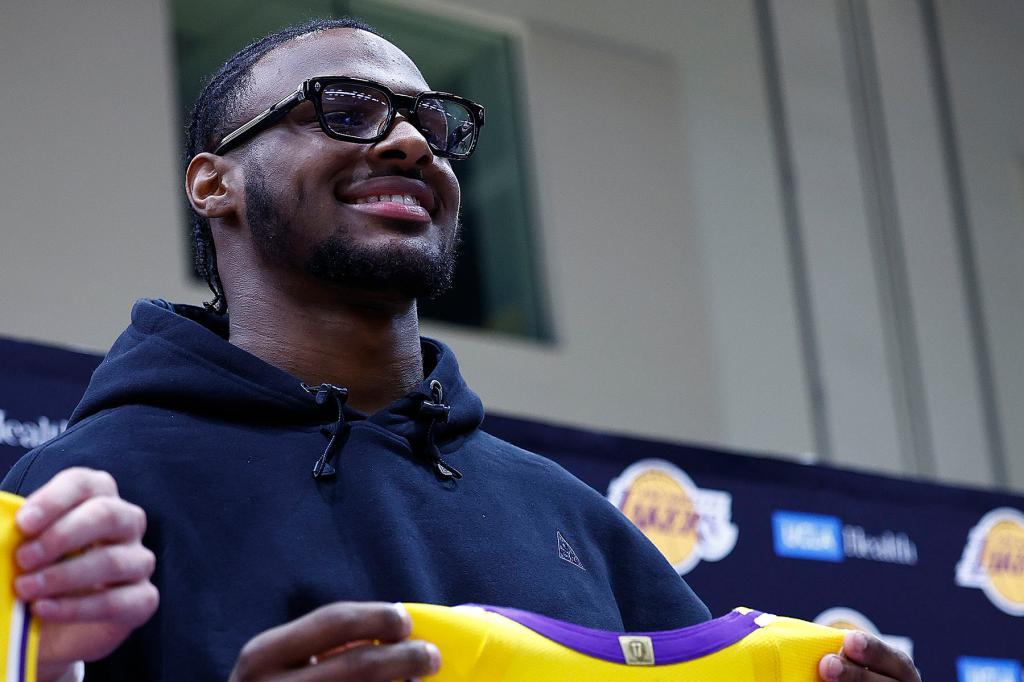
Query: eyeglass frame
211,76,486,159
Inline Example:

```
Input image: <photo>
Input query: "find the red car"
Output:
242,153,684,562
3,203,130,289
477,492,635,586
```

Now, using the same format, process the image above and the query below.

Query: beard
245,167,460,300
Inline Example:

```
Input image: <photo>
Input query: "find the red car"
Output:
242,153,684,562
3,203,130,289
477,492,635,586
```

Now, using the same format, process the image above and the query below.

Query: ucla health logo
0,410,68,449
957,657,1022,682
956,507,1024,616
772,510,918,565
607,459,738,575
773,511,843,562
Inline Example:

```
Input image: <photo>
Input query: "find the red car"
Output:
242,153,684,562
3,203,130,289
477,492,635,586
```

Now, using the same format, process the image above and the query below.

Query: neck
226,279,424,415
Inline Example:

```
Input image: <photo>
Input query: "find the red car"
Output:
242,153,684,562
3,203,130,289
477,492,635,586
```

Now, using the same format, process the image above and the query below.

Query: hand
819,630,921,681
229,602,441,682
12,468,159,682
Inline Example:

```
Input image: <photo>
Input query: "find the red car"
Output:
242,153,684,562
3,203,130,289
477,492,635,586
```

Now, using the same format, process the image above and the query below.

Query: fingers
840,631,920,681
236,603,414,673
15,544,155,602
15,495,146,572
230,603,440,682
284,640,440,682
31,581,159,627
819,631,921,681
819,655,891,681
16,468,119,537
8,468,160,671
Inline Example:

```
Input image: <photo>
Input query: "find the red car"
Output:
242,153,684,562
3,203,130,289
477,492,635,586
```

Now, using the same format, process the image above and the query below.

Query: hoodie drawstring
419,380,463,480
302,379,461,482
301,383,349,479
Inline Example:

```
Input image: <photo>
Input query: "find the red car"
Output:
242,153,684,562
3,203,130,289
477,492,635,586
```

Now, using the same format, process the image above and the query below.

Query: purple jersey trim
18,602,30,682
471,605,763,665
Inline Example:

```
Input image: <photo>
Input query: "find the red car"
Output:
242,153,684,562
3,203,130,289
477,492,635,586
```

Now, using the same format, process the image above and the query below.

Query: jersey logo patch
557,530,585,570
619,635,655,665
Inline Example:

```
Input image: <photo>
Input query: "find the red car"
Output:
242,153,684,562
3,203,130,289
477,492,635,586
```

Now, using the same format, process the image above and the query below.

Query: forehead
244,29,429,114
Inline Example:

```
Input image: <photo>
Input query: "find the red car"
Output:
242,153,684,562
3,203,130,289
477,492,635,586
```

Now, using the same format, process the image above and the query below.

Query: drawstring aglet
434,458,463,480
312,453,337,478
420,380,461,480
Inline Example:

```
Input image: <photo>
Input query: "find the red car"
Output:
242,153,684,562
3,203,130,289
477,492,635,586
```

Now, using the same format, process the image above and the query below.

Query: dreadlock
184,17,381,315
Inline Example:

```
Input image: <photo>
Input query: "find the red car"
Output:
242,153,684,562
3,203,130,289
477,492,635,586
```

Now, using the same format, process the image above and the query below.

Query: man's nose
369,116,434,168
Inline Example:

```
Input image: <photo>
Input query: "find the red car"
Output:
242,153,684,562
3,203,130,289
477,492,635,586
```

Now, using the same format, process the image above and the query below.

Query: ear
185,152,239,220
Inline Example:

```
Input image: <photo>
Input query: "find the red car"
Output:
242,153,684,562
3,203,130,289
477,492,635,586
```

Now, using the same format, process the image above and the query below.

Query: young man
4,18,919,682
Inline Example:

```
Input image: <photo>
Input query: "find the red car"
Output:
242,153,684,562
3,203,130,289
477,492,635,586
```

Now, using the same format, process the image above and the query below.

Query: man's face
230,29,462,300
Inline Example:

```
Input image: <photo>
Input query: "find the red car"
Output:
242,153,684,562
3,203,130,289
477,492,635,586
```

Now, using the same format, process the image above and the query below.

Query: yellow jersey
407,603,843,681
0,492,37,682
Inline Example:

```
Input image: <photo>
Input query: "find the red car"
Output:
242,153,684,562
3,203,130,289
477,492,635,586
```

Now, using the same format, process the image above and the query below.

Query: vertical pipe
919,0,1009,484
837,0,935,477
754,0,833,461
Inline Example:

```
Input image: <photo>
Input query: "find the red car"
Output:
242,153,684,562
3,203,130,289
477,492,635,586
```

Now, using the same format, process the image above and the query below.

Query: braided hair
184,17,380,314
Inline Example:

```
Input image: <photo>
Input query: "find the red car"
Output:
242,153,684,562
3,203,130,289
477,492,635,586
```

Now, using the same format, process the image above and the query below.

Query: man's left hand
819,630,921,681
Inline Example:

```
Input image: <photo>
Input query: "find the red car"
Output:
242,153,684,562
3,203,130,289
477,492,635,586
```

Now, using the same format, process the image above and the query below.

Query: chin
304,232,458,301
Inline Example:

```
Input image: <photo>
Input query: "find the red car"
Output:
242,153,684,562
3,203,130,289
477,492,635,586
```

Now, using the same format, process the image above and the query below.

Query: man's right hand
229,602,441,681
12,467,159,682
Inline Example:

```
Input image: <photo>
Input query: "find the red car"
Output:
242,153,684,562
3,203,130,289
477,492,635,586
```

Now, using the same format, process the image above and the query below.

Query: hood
71,299,484,475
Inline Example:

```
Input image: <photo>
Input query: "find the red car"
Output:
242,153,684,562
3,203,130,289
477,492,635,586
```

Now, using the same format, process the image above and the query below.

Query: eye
323,110,368,128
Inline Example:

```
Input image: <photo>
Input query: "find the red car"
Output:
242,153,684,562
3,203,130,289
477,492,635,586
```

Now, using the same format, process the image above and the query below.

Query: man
4,17,920,682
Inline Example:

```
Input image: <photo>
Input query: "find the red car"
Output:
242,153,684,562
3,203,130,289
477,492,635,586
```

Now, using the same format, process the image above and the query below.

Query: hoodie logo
557,530,585,570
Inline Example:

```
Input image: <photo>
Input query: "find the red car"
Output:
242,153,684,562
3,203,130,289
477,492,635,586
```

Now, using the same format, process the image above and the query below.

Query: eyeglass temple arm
212,89,306,156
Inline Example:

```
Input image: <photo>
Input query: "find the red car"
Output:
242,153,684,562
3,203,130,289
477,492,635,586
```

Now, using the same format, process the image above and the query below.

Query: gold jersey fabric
0,491,37,682
407,603,843,681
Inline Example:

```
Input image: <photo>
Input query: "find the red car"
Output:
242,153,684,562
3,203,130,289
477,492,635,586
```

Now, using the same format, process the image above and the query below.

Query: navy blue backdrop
2,336,1022,681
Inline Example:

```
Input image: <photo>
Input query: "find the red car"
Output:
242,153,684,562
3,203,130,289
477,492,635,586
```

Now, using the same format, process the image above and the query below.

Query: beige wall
1,0,1020,492
936,0,1024,488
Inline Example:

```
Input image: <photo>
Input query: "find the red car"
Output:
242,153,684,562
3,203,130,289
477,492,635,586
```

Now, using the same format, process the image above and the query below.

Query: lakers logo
956,507,1024,616
607,460,737,575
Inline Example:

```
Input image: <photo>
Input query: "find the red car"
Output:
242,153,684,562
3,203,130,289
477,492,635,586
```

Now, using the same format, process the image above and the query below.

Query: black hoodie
3,299,709,680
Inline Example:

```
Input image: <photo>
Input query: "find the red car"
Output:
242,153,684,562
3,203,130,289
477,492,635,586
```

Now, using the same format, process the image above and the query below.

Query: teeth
351,194,421,206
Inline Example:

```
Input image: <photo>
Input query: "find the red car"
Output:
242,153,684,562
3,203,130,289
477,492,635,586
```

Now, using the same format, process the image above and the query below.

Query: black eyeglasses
213,76,485,160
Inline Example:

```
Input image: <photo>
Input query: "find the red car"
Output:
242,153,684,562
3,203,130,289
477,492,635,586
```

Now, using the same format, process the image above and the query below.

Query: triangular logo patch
557,530,585,570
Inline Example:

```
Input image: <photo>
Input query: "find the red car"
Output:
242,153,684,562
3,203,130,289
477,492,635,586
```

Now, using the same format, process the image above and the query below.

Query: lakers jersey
406,603,843,681
0,492,38,682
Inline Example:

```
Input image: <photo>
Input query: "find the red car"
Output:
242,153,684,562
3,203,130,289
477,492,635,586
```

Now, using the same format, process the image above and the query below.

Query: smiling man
3,17,919,682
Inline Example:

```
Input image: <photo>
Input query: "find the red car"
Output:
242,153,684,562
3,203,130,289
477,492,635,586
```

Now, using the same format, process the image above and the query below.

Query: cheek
269,133,363,197
439,166,461,213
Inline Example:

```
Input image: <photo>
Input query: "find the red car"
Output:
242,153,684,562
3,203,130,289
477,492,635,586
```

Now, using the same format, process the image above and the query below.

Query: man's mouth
342,195,430,223
349,194,422,207
339,178,436,224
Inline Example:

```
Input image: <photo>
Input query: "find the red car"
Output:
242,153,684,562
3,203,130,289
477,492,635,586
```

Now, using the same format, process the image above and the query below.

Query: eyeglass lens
320,83,476,156
321,84,392,139
416,97,477,157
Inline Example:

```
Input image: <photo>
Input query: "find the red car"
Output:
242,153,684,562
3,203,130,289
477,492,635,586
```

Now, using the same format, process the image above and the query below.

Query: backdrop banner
0,338,101,472
2,336,1022,680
